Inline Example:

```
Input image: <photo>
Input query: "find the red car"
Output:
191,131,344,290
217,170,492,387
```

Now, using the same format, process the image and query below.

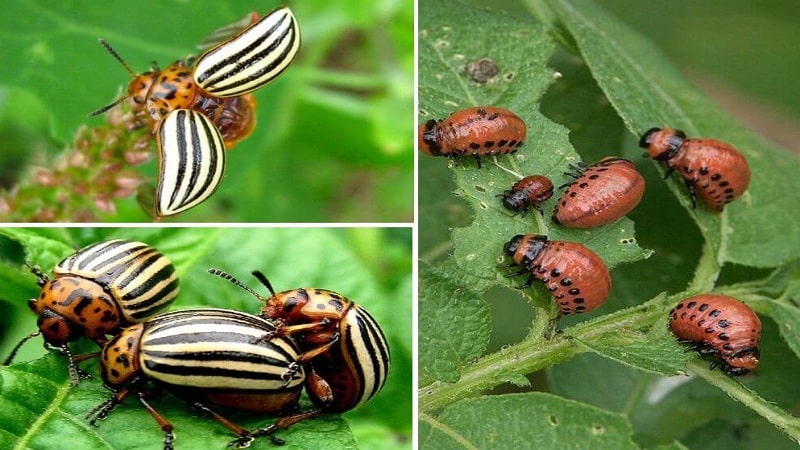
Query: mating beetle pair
5,238,390,448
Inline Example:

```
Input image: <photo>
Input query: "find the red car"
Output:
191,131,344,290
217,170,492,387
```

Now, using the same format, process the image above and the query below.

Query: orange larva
419,106,526,167
552,157,645,228
669,294,761,376
639,128,750,212
502,234,611,314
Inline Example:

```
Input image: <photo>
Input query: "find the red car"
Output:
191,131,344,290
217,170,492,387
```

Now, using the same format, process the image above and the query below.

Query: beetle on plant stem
91,7,301,217
208,269,391,413
669,294,761,376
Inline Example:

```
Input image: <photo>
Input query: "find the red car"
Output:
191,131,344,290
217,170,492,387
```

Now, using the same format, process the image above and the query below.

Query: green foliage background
419,0,800,449
0,0,413,222
0,227,412,449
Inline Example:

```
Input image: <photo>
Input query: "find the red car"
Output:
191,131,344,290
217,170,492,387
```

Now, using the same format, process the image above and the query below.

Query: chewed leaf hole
475,184,487,193
591,423,605,435
548,415,558,426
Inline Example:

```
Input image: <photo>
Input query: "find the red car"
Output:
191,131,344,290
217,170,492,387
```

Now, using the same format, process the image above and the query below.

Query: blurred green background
0,227,412,449
0,0,413,222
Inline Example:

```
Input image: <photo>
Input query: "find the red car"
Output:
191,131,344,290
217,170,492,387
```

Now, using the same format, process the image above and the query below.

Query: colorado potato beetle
499,175,554,215
87,308,315,448
552,157,645,228
419,106,526,167
669,294,761,376
502,234,611,314
209,269,391,413
3,239,179,385
639,128,751,211
92,6,301,217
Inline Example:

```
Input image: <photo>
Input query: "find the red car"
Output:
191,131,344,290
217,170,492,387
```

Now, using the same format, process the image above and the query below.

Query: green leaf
0,228,411,450
419,392,640,449
419,0,651,299
419,260,491,384
544,0,800,269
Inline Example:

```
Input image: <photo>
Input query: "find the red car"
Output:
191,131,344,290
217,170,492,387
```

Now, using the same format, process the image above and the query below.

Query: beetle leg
472,154,483,168
304,368,334,407
683,179,698,208
239,408,324,448
294,333,340,364
504,268,528,277
663,166,675,180
60,344,92,386
272,320,330,337
24,261,49,286
190,402,287,448
514,275,535,289
280,362,302,388
86,386,132,425
136,391,175,450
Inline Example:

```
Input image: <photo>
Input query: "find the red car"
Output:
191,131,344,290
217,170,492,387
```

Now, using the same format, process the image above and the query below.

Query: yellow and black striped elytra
91,6,301,217
307,301,391,412
209,269,391,413
155,109,226,217
90,308,318,449
3,239,178,385
194,6,301,97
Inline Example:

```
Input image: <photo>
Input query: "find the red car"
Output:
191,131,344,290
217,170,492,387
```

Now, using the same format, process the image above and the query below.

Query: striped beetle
91,7,300,217
87,308,318,449
3,239,179,385
209,269,391,413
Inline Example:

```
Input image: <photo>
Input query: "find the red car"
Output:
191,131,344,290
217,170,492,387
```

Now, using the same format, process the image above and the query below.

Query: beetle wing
156,109,226,217
194,6,301,97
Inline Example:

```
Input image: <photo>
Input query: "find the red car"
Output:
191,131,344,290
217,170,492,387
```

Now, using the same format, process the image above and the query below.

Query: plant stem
688,359,800,444
687,238,721,294
419,293,676,413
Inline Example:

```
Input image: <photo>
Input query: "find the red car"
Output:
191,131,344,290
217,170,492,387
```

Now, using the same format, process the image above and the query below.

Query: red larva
639,128,750,212
552,157,645,228
500,175,554,215
669,294,761,376
502,234,611,314
419,106,526,167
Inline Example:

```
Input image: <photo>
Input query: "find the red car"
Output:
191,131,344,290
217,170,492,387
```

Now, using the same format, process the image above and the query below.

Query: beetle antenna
251,270,278,297
97,38,137,77
207,268,269,301
89,39,137,117
2,331,41,366
87,97,127,117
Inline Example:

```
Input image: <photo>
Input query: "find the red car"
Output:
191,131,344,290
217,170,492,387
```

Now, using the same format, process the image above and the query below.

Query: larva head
639,128,687,162
418,120,439,156
504,234,548,267
722,348,760,376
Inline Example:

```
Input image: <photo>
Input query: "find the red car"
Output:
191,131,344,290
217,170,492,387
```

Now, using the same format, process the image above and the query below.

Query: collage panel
419,1,800,449
0,1,413,223
0,227,412,449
